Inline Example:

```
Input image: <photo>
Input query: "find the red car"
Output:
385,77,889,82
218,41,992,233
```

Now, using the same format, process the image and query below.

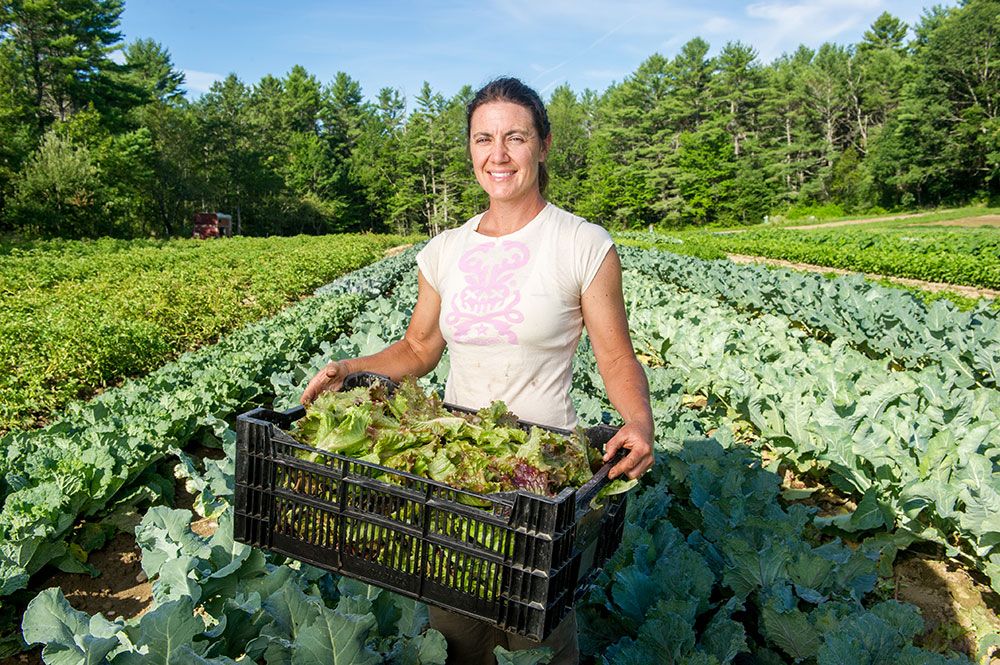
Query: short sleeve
415,235,444,294
575,221,615,294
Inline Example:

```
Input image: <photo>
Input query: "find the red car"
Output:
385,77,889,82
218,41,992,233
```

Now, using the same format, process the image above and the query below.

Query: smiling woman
300,76,654,665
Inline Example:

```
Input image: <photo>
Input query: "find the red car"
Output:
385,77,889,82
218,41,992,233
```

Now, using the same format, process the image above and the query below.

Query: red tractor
192,212,233,239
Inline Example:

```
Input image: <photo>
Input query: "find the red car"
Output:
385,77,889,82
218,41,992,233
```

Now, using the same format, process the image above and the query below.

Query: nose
489,139,509,162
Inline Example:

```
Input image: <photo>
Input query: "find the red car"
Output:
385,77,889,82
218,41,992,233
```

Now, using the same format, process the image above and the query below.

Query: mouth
487,170,516,181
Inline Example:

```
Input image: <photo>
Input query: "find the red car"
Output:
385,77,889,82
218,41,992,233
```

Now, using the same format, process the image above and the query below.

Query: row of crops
618,218,1000,291
0,234,413,433
3,241,999,663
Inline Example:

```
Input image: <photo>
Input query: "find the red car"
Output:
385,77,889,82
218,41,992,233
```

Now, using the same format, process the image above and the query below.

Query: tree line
0,0,997,239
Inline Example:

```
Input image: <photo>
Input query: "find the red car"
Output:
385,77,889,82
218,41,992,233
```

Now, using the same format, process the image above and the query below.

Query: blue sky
118,0,948,104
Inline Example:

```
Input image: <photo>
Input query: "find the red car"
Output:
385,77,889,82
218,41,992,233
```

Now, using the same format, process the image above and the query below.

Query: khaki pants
427,606,579,665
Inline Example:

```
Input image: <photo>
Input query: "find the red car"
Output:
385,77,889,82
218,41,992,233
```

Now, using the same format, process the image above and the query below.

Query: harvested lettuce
293,376,597,497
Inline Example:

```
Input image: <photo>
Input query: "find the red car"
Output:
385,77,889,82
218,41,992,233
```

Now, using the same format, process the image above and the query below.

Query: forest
0,0,998,239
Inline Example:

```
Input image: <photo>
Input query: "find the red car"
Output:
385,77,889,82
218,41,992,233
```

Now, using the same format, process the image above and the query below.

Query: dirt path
726,254,1000,300
0,465,219,665
781,209,963,230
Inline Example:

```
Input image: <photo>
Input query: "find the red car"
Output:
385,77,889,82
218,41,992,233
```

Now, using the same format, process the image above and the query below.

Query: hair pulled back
466,77,551,195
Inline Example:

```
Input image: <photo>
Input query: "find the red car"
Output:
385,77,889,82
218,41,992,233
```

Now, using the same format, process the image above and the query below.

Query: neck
479,193,547,236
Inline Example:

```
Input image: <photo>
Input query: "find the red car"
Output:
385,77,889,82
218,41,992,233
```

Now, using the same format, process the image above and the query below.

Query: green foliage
618,250,1000,592
2,1,999,235
122,38,185,104
0,233,407,432
616,244,1000,390
684,225,1000,289
295,377,597,496
11,247,985,663
0,247,420,605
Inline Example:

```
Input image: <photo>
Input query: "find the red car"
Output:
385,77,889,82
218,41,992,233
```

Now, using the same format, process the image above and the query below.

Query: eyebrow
472,129,532,138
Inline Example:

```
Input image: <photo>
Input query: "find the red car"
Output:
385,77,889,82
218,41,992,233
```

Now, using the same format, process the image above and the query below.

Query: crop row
13,249,993,663
261,262,983,662
0,234,413,432
620,224,1000,290
617,246,1000,390
0,248,419,614
619,267,1000,592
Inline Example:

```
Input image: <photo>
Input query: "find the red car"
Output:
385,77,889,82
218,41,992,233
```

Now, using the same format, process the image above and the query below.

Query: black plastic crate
234,373,628,641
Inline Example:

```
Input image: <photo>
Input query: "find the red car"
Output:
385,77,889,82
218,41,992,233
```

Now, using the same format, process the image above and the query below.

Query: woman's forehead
470,101,535,132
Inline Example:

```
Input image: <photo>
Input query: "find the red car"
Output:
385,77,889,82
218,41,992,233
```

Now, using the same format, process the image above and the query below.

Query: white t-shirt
416,203,614,429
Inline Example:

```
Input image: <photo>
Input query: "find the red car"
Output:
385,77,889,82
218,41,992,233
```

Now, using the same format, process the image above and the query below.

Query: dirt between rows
5,473,998,664
726,253,1000,300
907,214,1000,228
0,479,216,665
780,209,967,229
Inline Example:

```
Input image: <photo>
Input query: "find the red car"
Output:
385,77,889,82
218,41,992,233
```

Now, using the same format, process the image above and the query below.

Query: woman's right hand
300,360,349,405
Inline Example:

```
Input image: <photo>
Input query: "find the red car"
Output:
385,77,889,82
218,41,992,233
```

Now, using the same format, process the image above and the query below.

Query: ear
540,133,552,161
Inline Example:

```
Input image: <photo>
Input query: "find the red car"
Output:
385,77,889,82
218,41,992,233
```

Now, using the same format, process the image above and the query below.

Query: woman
301,77,654,664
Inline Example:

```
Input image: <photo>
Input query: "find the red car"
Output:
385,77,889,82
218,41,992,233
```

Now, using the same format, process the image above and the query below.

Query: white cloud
702,16,738,34
183,69,223,95
745,0,883,59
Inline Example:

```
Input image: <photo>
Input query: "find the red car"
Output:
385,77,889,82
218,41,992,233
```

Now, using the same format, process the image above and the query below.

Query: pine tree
1,0,133,128
123,38,185,104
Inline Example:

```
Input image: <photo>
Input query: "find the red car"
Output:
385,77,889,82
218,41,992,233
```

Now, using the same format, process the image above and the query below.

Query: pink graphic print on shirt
445,240,529,345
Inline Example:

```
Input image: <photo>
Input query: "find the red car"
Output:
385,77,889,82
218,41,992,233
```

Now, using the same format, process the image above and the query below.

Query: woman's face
469,101,550,205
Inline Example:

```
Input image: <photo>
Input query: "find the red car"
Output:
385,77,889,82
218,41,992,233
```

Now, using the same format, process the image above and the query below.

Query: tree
859,11,909,53
545,84,589,211
123,38,185,104
395,82,476,235
133,101,199,236
869,0,1000,205
6,129,100,236
711,41,765,159
194,74,279,234
352,86,406,232
0,0,134,129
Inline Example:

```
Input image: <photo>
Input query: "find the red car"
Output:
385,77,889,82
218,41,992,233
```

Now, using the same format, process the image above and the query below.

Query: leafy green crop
0,249,420,609
0,234,412,432
295,377,596,497
618,246,1000,389
638,225,1000,290
618,266,1000,592
12,244,997,664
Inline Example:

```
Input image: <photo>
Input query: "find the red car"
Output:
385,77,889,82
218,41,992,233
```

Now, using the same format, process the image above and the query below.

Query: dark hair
466,77,551,195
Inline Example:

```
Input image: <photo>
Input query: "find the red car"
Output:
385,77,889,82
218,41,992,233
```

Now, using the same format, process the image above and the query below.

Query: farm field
0,234,415,433
2,233,998,664
618,209,1000,296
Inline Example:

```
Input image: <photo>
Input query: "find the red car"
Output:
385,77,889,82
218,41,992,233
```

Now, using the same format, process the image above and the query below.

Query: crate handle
575,447,628,508
343,371,398,392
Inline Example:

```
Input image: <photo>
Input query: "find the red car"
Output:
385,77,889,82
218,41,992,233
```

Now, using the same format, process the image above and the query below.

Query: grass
761,206,1000,229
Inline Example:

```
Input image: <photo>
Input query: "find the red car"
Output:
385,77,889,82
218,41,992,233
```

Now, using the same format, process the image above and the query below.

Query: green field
617,210,1000,294
0,234,413,433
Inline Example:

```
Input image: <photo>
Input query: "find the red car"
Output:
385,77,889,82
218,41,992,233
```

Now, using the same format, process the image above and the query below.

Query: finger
609,447,643,480
300,375,326,405
603,435,626,462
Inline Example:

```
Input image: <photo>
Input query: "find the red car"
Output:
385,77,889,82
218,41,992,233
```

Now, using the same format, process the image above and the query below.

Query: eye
474,136,490,145
508,135,525,144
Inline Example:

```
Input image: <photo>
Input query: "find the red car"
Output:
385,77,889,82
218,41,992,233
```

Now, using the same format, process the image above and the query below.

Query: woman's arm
581,247,654,480
300,270,447,404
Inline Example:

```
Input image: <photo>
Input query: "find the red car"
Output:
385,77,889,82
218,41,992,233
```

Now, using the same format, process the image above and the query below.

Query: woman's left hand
603,421,654,480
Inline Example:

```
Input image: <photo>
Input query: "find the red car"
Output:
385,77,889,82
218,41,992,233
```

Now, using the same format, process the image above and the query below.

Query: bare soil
383,243,414,257
895,554,1000,662
0,471,219,665
783,210,964,230
778,465,1000,663
907,214,1000,228
726,253,1000,300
